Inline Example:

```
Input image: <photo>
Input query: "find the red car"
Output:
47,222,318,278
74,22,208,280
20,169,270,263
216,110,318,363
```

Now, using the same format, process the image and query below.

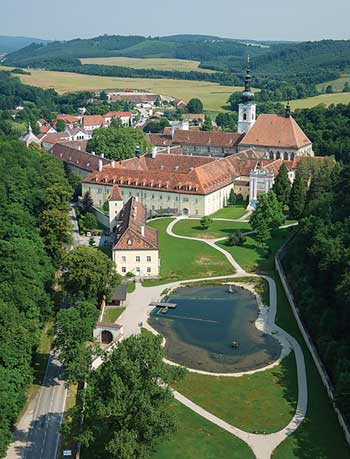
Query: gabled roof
81,115,106,127
173,130,244,148
113,197,158,251
54,114,78,124
181,114,206,121
240,114,312,149
49,143,110,171
104,111,132,118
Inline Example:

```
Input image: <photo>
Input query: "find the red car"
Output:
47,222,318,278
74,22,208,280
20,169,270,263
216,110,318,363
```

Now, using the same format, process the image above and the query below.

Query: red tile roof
109,185,123,201
240,114,312,149
113,197,158,251
181,114,205,121
173,130,244,148
104,111,132,118
49,143,110,171
54,114,78,124
82,115,106,127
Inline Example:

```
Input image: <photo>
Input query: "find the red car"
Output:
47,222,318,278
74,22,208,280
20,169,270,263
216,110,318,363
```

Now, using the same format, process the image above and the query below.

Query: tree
325,85,334,94
200,216,213,229
143,118,170,133
343,81,350,93
201,115,212,131
100,90,108,101
227,189,236,206
227,231,246,247
84,212,98,230
44,183,72,211
272,162,291,208
40,209,72,259
61,246,119,303
249,191,285,246
56,119,66,132
110,116,123,128
68,334,185,458
289,167,308,220
82,191,94,213
54,300,99,383
215,112,237,131
87,127,152,161
187,98,203,114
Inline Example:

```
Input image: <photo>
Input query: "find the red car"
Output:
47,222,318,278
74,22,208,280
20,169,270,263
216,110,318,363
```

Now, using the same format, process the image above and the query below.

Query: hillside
0,35,49,54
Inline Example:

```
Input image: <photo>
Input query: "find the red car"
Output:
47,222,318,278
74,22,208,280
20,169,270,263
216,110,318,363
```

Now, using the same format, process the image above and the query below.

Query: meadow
80,56,215,73
0,65,237,112
316,74,350,92
290,91,350,109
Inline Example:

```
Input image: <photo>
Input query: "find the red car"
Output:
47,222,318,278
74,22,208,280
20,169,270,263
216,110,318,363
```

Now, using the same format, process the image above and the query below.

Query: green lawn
172,219,251,239
102,306,125,322
210,205,248,219
127,281,136,293
290,92,350,109
174,353,297,434
217,228,294,272
144,218,233,286
152,401,254,459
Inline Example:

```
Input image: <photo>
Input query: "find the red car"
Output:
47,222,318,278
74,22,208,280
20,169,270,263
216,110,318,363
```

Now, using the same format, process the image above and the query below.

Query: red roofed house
53,114,79,129
104,111,133,127
111,196,159,277
81,115,107,131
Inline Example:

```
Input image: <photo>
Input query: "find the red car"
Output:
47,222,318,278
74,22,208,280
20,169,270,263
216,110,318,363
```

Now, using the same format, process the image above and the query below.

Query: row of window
121,255,152,262
121,266,152,274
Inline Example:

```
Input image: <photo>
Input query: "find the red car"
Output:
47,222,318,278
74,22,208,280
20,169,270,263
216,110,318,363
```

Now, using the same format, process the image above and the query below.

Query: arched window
269,151,274,160
284,152,289,160
276,151,281,159
243,113,247,121
290,152,295,160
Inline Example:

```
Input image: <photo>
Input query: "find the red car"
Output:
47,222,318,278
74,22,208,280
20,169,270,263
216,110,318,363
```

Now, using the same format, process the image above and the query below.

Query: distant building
172,130,243,157
110,196,159,277
108,92,161,106
81,115,107,131
19,124,41,147
103,111,133,127
52,114,79,129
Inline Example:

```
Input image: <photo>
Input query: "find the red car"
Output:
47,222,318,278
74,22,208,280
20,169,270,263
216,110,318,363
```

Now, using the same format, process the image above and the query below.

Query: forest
0,139,73,456
282,160,350,423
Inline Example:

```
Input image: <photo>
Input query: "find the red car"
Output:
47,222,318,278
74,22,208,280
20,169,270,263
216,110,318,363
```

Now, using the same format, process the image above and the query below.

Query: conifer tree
289,162,308,219
273,162,291,207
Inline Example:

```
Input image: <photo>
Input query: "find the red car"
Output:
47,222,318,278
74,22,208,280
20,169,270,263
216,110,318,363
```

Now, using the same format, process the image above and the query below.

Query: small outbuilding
94,322,123,345
110,285,128,306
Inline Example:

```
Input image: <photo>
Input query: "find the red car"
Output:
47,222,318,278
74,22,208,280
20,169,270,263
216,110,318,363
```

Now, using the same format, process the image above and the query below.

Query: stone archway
101,330,113,344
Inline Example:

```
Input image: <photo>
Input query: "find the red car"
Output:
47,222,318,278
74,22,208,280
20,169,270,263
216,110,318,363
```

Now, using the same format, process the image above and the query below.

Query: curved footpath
116,216,307,459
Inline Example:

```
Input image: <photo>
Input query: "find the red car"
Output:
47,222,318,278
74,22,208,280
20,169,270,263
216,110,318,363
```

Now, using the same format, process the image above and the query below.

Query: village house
52,114,79,129
81,115,107,131
103,111,133,127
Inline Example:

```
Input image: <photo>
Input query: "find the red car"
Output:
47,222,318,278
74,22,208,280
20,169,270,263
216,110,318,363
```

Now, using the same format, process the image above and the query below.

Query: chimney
167,146,171,154
141,225,145,237
101,153,104,158
98,159,103,172
151,146,157,159
111,160,115,168
91,151,96,155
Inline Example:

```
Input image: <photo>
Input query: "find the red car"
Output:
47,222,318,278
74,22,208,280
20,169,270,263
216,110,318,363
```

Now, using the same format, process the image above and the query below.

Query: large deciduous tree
70,334,185,459
61,246,119,303
186,98,203,114
87,127,151,160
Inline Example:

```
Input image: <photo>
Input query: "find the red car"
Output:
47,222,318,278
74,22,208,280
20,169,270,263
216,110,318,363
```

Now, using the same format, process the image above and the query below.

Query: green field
172,219,251,239
316,74,350,93
174,353,297,434
0,65,240,112
290,92,350,109
144,218,233,285
80,56,215,73
102,306,125,322
210,205,248,219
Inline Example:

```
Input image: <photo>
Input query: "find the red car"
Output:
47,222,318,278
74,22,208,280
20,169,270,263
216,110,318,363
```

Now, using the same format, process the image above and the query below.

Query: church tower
238,59,256,134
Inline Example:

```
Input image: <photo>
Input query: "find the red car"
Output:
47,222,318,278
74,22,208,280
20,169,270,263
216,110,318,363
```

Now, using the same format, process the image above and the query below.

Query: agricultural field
0,65,239,112
316,74,350,92
290,91,350,109
80,56,215,73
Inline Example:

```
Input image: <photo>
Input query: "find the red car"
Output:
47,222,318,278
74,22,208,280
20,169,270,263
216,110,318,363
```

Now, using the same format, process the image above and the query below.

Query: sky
2,0,350,42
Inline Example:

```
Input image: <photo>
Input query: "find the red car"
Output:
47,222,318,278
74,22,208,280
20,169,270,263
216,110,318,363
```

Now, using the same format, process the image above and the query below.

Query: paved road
6,352,67,459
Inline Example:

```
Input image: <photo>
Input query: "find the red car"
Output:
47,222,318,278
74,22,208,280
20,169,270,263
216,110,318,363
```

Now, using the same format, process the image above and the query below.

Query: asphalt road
23,353,67,459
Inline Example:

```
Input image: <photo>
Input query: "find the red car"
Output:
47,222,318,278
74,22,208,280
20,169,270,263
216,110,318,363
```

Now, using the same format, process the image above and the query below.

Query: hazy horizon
2,0,350,42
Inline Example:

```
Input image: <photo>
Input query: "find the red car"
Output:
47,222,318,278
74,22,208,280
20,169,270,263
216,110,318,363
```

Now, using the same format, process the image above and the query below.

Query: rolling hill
0,35,49,54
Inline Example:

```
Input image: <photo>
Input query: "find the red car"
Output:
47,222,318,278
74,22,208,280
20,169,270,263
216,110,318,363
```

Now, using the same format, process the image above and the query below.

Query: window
136,256,141,262
147,267,151,273
147,256,151,262
243,113,247,121
122,267,126,273
121,256,126,262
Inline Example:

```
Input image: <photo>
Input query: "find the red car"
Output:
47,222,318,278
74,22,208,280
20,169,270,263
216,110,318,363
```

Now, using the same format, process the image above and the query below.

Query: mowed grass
172,219,251,239
102,306,125,323
80,57,215,73
290,92,350,109
152,401,254,459
210,205,248,219
217,228,294,272
0,65,240,111
144,218,233,285
174,352,298,434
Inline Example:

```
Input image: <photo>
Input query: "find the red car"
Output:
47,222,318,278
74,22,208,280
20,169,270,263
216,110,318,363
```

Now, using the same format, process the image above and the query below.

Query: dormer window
127,239,132,245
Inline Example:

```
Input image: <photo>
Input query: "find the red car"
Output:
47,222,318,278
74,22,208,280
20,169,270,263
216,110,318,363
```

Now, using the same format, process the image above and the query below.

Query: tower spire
245,55,251,92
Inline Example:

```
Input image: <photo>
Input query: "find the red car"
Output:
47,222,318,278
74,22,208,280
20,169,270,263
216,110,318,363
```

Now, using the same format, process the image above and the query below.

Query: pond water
149,284,281,373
